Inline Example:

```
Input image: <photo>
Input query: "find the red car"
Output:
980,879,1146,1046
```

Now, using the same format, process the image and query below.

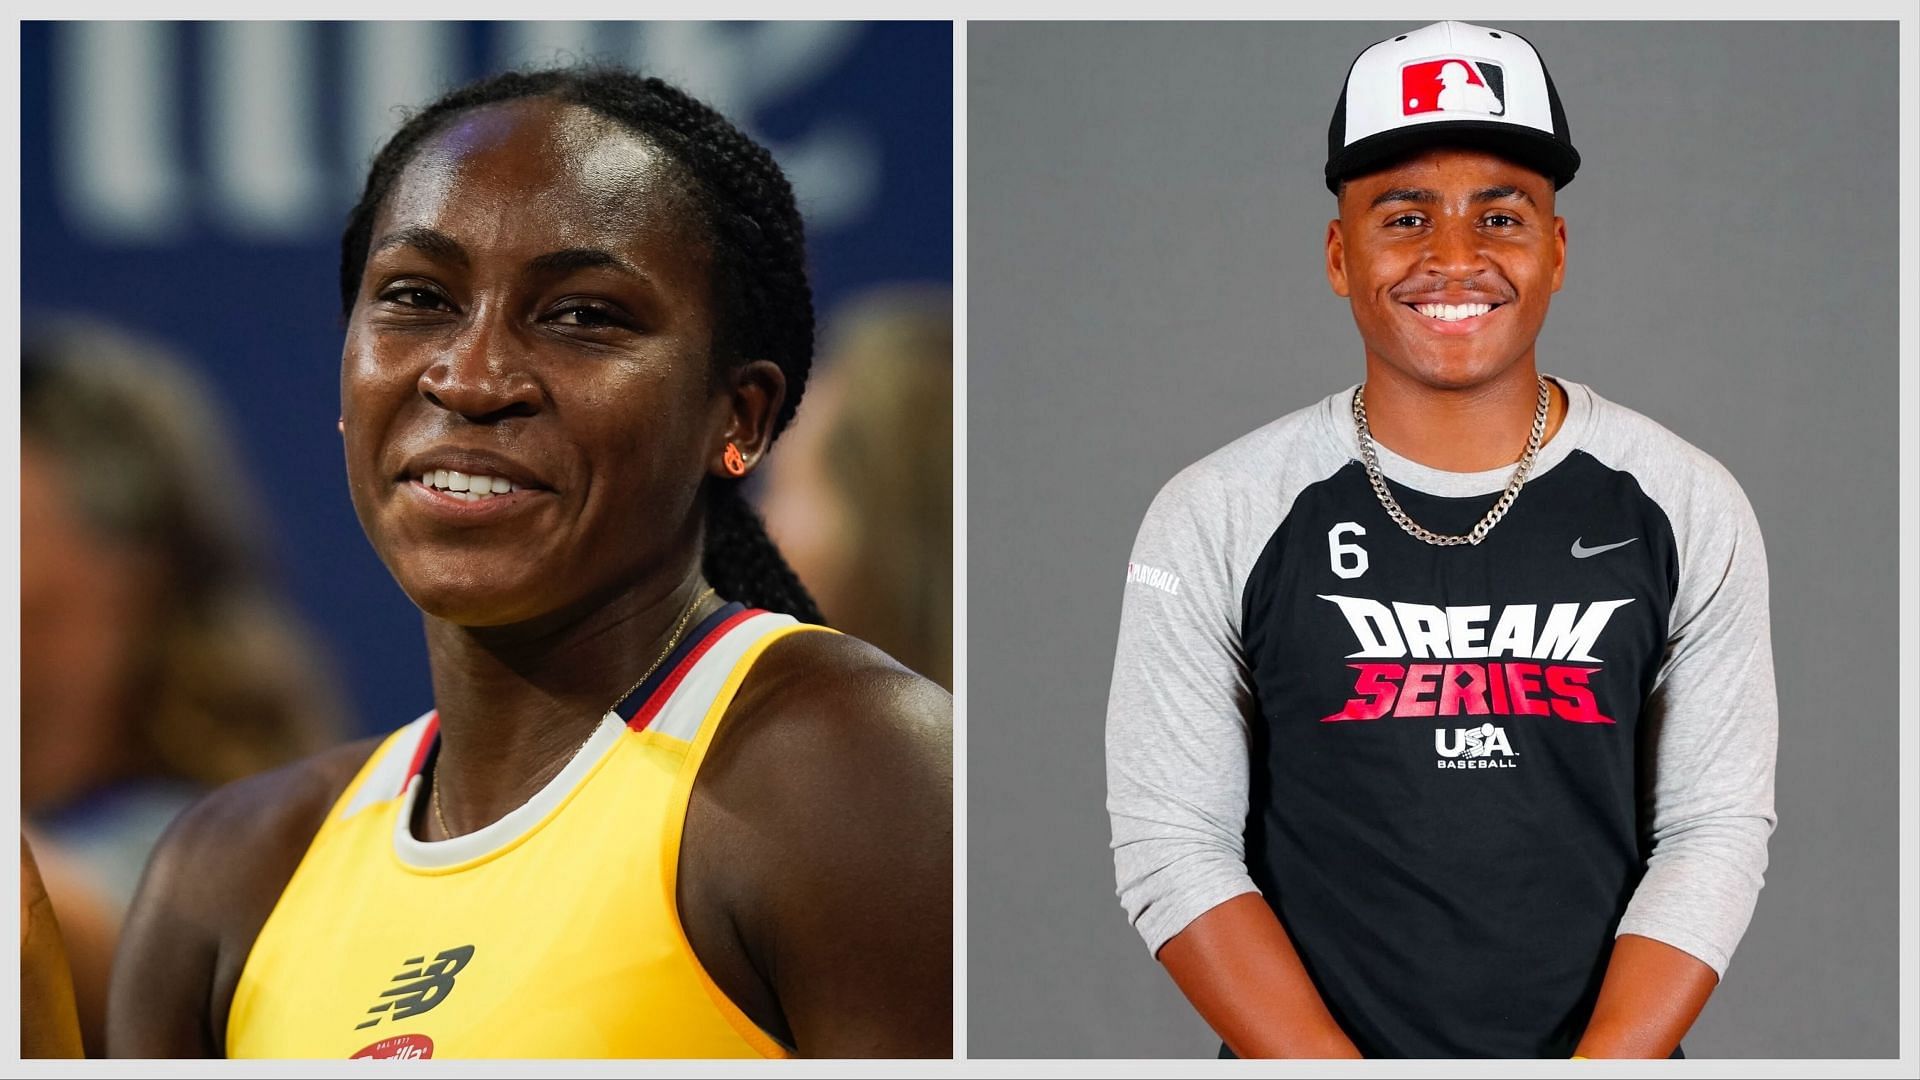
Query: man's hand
21,834,85,1058
1573,933,1718,1058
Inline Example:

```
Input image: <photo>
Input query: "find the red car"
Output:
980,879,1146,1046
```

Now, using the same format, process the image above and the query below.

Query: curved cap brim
1326,122,1581,194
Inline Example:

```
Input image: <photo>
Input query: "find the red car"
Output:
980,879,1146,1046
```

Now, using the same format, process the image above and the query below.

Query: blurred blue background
20,20,953,739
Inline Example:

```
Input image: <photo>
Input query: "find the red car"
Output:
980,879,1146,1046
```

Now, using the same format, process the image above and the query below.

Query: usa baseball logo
1401,58,1505,116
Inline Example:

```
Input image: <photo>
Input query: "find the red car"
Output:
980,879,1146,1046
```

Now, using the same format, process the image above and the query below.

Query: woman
22,323,346,1053
23,68,952,1059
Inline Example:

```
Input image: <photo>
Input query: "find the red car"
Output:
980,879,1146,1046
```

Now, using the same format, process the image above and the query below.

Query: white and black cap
1326,21,1580,194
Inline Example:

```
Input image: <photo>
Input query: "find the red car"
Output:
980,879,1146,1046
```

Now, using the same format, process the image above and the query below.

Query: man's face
1326,147,1565,391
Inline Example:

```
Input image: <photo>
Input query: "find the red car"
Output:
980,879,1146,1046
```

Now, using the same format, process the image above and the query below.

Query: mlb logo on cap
1325,21,1579,192
1401,59,1504,117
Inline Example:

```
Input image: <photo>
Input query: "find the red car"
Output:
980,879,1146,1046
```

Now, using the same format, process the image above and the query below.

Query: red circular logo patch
351,1033,434,1059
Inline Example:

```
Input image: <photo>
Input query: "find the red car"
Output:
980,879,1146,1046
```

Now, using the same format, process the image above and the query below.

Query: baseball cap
1325,21,1580,194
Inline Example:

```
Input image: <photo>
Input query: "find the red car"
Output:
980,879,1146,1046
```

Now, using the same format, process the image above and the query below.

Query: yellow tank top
227,606,824,1059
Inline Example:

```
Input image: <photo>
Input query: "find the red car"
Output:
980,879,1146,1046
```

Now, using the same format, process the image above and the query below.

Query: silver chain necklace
1351,374,1550,547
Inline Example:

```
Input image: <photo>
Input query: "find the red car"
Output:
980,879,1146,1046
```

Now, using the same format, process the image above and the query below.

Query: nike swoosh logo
1571,537,1638,558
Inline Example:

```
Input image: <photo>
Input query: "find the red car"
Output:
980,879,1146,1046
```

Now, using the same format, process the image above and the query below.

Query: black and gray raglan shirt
1105,378,1777,1058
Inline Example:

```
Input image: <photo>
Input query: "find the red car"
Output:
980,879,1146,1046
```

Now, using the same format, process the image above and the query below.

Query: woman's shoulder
708,628,952,804
697,623,950,862
731,627,951,747
678,629,952,1054
146,735,387,889
696,625,950,850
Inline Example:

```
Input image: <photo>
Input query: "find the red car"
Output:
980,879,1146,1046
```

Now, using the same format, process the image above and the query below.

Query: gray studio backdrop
968,21,1898,1059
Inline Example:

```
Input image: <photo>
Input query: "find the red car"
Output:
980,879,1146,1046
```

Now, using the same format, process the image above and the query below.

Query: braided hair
340,68,822,623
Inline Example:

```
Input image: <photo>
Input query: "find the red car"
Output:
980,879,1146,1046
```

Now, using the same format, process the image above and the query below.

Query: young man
1105,21,1777,1059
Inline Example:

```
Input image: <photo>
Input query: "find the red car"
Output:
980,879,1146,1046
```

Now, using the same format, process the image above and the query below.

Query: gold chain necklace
431,584,718,840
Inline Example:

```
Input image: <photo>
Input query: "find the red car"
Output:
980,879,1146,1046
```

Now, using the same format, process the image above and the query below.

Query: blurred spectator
760,289,952,689
21,321,347,1051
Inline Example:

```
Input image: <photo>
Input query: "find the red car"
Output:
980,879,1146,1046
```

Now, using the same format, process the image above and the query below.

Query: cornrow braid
339,66,822,622
704,481,824,625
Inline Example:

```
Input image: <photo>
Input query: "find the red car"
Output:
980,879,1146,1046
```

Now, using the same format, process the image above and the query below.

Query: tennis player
23,67,952,1060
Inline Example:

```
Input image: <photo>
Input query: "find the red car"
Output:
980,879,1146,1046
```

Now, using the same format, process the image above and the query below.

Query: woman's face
341,98,729,627
20,439,155,807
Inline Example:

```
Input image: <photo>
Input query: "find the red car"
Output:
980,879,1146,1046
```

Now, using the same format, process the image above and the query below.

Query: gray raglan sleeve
1614,461,1778,977
1105,467,1262,956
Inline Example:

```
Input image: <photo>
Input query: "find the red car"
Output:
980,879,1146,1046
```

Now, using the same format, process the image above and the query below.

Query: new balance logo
356,945,474,1029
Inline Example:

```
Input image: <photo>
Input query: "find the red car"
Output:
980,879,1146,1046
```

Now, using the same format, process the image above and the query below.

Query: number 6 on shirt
1328,522,1368,579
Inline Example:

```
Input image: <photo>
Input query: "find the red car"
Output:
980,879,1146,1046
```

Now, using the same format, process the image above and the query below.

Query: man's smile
1411,302,1496,322
1399,298,1506,334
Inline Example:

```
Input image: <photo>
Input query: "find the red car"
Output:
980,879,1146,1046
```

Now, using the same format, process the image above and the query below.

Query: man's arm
1573,934,1717,1058
1597,457,1777,1055
1105,466,1355,1055
1158,894,1360,1058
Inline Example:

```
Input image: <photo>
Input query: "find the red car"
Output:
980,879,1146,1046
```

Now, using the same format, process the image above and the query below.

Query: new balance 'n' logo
356,945,474,1029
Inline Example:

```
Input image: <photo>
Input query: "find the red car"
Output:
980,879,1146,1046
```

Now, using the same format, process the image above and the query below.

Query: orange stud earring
722,442,747,477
